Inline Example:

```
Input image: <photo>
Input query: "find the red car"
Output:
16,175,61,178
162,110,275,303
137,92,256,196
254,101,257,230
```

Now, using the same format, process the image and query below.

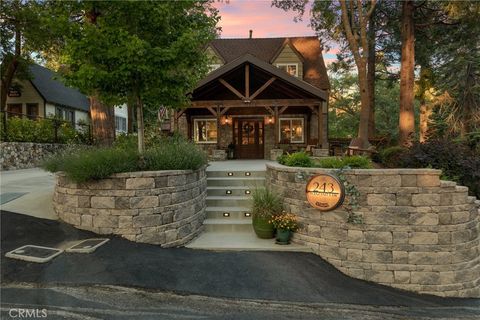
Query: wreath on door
243,123,254,134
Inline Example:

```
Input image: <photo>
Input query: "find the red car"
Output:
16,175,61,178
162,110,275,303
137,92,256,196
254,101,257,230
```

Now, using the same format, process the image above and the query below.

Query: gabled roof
195,53,328,101
29,64,90,112
209,36,330,90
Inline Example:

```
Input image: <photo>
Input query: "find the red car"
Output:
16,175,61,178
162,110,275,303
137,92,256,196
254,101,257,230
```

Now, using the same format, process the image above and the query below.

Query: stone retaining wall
53,168,207,247
267,163,480,298
1,142,70,170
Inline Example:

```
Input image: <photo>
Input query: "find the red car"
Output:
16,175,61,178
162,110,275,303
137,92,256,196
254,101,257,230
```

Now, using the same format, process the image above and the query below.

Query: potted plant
251,188,283,239
270,212,299,245
227,142,235,159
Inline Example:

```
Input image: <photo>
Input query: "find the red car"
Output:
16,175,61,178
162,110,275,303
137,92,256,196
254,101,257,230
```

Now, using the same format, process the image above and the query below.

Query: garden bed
53,167,207,247
267,162,480,298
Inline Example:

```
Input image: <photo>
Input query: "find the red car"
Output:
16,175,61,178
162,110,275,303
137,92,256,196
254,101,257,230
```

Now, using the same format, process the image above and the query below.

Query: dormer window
208,64,222,73
276,63,298,77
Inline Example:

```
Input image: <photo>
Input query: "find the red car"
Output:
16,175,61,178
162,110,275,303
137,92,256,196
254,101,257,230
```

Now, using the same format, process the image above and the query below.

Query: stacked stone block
266,164,480,298
1,142,71,170
53,168,207,248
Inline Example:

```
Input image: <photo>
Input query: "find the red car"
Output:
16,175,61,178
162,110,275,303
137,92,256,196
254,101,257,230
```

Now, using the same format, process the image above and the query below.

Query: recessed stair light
227,172,234,176
223,212,230,217
245,172,251,176
244,212,251,217
226,190,232,195
245,190,251,195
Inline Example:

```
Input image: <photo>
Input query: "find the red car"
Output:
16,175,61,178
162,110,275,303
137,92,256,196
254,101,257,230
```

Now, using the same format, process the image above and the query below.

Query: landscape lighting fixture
244,213,251,217
245,190,251,195
228,172,234,176
226,190,232,195
223,212,230,217
245,172,251,176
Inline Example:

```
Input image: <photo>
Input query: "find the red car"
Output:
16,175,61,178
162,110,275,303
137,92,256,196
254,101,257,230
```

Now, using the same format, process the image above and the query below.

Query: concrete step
204,223,254,233
207,170,265,178
204,218,252,225
207,186,253,197
206,196,251,207
207,177,265,187
206,206,251,219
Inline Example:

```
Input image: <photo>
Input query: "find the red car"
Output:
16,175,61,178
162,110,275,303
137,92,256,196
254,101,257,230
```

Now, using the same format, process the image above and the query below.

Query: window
7,104,22,117
194,119,217,143
279,118,304,143
55,106,75,126
115,116,127,133
26,103,39,120
208,64,222,73
276,63,298,77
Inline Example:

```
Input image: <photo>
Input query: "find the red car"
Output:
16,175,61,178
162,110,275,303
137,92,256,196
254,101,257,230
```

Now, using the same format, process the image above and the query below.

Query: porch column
216,105,221,150
274,106,279,147
318,102,329,149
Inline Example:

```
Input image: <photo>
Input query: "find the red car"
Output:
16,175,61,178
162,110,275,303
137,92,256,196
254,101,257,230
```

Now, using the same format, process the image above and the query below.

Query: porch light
223,116,232,125
268,117,274,124
244,212,251,217
223,212,230,217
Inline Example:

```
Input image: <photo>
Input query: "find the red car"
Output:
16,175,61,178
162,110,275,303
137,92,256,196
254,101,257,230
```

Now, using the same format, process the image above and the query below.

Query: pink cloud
214,0,315,38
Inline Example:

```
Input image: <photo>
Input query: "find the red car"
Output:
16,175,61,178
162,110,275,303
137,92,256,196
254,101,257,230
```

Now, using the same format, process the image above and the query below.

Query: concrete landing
186,232,311,252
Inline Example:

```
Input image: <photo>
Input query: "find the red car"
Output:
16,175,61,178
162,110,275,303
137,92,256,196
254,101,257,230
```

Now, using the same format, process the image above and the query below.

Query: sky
213,0,338,64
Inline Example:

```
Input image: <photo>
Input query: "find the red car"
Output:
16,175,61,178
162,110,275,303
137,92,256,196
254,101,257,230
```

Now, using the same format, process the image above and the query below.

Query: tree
273,0,377,148
53,1,219,153
398,0,415,147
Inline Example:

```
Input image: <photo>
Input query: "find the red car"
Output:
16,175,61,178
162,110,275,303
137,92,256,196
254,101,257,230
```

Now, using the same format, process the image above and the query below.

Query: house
5,64,128,133
174,36,330,159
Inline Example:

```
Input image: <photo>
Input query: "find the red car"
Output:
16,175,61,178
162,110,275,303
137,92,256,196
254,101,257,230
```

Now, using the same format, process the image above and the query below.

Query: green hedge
42,135,207,183
278,152,372,169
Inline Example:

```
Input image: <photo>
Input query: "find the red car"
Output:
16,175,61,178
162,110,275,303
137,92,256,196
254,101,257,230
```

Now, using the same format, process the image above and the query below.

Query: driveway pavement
0,168,56,220
2,211,479,313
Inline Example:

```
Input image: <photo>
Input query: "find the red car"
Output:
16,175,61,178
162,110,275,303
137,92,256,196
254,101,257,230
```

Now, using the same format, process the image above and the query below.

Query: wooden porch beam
206,106,217,116
307,105,318,115
190,99,322,108
175,109,186,119
249,77,276,100
219,78,245,100
279,106,288,114
220,106,231,115
245,64,250,98
264,106,274,116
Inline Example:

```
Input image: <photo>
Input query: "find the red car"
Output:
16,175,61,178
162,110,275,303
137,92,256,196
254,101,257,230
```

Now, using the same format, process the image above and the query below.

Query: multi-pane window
194,119,217,143
55,106,75,126
115,116,127,133
276,63,298,77
26,103,39,120
279,118,304,143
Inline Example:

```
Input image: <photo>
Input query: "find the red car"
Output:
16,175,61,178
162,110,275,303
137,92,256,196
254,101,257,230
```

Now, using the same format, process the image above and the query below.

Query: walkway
0,168,57,220
2,211,479,312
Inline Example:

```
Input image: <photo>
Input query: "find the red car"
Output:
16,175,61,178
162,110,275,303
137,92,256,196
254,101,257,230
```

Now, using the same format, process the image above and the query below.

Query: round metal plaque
305,173,345,211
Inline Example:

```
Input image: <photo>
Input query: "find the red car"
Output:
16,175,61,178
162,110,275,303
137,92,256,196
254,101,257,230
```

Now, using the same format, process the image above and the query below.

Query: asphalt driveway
1,211,479,310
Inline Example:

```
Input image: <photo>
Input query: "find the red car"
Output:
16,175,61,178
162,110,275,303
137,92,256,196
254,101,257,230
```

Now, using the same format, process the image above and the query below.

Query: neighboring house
175,36,330,159
5,64,128,133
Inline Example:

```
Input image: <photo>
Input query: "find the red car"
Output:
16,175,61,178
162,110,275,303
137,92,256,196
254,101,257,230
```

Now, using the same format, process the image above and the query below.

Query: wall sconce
266,116,274,124
223,116,232,125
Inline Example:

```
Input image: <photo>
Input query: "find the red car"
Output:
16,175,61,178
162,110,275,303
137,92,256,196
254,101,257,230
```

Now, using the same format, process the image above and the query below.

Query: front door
234,118,264,159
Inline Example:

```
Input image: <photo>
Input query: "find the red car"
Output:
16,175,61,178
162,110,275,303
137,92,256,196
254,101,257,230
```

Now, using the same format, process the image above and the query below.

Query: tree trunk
136,95,145,154
399,0,416,147
367,10,376,140
419,100,430,143
90,95,115,146
356,63,371,148
127,101,135,133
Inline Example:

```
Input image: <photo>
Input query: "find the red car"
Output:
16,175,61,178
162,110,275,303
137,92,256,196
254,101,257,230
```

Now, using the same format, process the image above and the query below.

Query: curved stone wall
267,163,480,298
53,168,207,247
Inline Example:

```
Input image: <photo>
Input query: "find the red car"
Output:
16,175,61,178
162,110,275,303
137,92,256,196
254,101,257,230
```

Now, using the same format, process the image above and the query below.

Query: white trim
193,118,218,144
279,117,305,144
275,63,299,77
208,64,222,73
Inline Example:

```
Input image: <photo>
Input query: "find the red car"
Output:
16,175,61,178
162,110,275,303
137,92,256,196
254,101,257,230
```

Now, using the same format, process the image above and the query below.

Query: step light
245,190,251,195
227,172,234,176
226,190,232,195
244,212,251,217
223,212,230,217
245,172,251,176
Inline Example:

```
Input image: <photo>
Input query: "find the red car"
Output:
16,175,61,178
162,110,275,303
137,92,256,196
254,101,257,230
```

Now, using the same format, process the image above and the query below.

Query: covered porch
174,54,329,160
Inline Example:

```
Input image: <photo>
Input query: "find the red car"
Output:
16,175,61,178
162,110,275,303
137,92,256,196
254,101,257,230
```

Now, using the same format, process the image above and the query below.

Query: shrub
401,139,480,198
42,134,208,183
251,188,283,219
316,156,372,169
279,151,313,167
378,146,407,168
277,154,288,165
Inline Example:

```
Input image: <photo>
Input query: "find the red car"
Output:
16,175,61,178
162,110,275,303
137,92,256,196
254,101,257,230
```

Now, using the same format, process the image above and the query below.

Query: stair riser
206,211,252,219
207,171,265,178
207,199,251,207
207,179,265,187
205,224,254,233
207,188,253,197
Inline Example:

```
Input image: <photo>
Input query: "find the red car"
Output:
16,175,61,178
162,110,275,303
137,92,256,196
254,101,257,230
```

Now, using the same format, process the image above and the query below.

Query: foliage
0,116,90,144
251,188,283,219
278,151,313,167
42,135,207,183
316,156,372,169
400,139,480,198
377,146,406,168
335,167,363,224
269,213,299,231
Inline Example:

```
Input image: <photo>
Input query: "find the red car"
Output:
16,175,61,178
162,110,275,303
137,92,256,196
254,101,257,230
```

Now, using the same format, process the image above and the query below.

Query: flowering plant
269,212,299,231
